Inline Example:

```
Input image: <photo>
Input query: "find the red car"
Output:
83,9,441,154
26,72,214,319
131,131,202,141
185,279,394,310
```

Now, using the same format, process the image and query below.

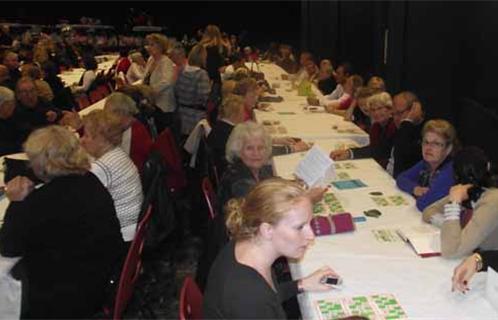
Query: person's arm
350,145,371,159
415,162,454,211
422,195,448,224
441,189,498,258
396,161,425,196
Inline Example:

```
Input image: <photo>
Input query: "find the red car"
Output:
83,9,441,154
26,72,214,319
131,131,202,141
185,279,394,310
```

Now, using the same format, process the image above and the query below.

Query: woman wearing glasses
396,119,457,211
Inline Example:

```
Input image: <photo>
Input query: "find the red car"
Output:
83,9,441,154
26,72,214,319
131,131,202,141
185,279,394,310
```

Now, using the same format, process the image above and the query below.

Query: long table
58,54,118,86
272,155,498,319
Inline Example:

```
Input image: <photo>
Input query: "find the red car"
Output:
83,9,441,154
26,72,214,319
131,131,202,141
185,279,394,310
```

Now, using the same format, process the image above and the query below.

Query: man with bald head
387,91,425,177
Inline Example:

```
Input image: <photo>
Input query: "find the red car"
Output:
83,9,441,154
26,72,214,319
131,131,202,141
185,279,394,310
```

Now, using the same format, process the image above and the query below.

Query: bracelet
474,253,483,272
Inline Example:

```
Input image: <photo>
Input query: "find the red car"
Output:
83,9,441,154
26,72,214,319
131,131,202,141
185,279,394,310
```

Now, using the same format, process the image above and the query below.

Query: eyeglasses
422,139,447,148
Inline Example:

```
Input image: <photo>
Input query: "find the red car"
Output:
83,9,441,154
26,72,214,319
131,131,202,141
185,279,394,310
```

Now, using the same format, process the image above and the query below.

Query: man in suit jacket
388,91,425,177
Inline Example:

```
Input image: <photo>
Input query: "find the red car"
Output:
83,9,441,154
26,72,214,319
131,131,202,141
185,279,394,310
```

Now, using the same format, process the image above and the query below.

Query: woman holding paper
396,119,457,211
203,178,338,319
423,147,498,258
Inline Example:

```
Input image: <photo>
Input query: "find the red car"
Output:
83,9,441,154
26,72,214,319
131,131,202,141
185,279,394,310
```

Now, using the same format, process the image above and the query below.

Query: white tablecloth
271,156,498,319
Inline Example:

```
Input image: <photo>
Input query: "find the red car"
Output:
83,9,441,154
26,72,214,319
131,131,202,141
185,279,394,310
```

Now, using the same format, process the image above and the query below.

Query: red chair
151,128,188,195
76,95,91,110
97,84,111,97
201,177,217,220
112,205,153,320
89,89,105,104
179,276,203,320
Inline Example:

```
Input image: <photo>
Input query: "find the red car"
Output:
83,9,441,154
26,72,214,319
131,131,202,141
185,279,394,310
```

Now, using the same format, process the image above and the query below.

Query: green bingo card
315,293,408,320
313,193,346,215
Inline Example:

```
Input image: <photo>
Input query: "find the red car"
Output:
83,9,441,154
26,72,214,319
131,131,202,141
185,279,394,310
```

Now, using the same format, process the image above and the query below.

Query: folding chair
179,276,203,320
201,177,218,220
112,205,153,320
151,128,188,196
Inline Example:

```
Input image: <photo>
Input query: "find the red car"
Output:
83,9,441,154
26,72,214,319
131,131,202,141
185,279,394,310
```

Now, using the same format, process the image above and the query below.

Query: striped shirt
91,147,143,242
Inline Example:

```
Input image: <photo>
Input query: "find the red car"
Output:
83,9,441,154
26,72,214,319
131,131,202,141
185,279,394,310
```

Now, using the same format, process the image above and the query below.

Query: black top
207,119,234,177
205,45,224,84
16,100,60,132
0,113,29,156
0,173,124,318
479,250,498,271
392,120,424,178
203,241,298,319
196,160,273,291
318,76,336,95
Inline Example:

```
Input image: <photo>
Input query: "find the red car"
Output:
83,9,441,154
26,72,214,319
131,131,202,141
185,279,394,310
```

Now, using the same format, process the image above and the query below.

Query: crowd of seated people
1,20,498,319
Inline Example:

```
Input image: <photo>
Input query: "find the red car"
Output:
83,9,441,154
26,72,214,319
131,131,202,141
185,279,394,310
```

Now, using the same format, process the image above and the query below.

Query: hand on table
330,149,351,161
5,176,35,202
452,253,479,293
300,266,340,292
292,141,310,152
413,186,429,197
406,101,424,124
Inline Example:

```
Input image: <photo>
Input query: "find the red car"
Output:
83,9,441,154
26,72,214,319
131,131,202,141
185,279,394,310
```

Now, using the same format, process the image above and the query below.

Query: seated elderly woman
322,74,364,116
367,76,386,92
423,147,498,258
343,86,376,133
175,44,211,135
396,119,457,211
103,92,153,172
81,110,143,242
204,178,338,318
331,92,397,169
20,63,54,103
0,125,124,318
452,250,498,293
232,77,260,121
317,59,336,95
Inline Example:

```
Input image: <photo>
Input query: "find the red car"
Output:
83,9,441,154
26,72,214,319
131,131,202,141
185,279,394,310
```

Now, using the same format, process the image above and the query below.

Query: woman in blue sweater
396,119,458,211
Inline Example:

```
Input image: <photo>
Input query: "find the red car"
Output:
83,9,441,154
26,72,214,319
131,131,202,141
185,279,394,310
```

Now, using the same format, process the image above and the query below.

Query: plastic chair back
113,205,153,320
179,276,203,320
201,177,217,220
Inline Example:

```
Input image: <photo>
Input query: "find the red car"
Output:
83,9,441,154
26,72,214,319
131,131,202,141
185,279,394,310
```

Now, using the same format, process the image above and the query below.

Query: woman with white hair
0,86,27,155
103,92,152,172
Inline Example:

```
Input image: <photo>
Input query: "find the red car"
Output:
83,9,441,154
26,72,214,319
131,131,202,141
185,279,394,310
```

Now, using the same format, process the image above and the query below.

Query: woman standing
142,33,176,133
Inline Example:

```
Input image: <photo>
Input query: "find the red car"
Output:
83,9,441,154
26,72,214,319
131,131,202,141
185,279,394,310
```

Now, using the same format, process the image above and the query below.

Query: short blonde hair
220,94,244,119
21,63,43,80
225,178,307,240
422,119,458,148
146,33,170,54
0,86,15,105
188,44,207,68
367,92,393,110
129,51,144,63
104,92,139,117
225,121,272,164
24,125,90,181
83,110,124,146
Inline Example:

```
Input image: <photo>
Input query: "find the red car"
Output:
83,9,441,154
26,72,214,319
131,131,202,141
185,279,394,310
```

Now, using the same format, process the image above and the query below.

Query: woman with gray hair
104,92,152,172
0,86,27,155
0,125,123,318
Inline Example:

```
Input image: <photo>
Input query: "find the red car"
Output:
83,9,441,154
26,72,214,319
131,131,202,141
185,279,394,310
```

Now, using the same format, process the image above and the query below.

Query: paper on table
486,267,498,312
396,224,441,257
294,145,335,187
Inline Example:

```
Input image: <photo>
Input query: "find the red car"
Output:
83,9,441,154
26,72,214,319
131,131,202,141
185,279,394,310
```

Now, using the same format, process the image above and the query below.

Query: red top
130,120,153,172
